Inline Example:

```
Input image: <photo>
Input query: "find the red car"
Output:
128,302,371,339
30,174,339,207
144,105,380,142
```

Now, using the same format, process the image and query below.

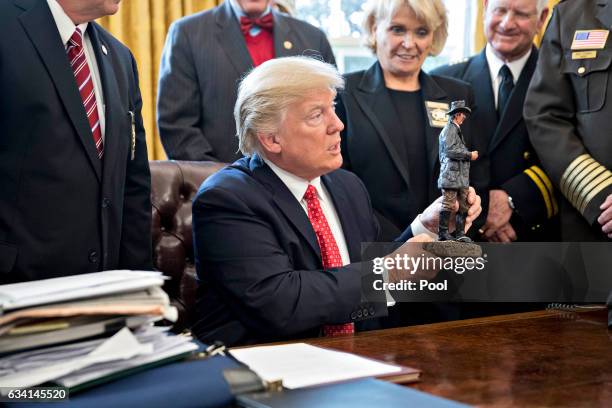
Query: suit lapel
214,1,253,76
17,0,101,180
249,155,322,260
354,63,412,189
88,23,122,181
273,12,292,57
419,71,449,183
489,48,538,152
322,175,361,262
464,51,497,153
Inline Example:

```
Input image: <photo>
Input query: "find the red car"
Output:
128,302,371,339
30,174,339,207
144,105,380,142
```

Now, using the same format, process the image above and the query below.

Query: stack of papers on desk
0,271,197,392
0,271,177,353
0,326,197,391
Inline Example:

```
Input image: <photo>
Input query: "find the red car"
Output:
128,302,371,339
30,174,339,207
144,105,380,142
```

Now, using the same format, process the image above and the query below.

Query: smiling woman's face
375,5,433,82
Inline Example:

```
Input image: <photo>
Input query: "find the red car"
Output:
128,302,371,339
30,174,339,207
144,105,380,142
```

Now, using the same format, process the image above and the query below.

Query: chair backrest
150,160,226,331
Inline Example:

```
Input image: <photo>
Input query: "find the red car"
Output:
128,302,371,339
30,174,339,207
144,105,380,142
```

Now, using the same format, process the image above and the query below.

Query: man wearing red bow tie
158,0,335,163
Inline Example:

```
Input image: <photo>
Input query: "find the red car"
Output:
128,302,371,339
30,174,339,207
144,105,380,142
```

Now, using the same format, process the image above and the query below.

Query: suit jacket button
523,151,530,160
102,198,110,208
88,250,98,263
357,310,363,318
363,309,369,317
350,312,357,320
369,307,375,316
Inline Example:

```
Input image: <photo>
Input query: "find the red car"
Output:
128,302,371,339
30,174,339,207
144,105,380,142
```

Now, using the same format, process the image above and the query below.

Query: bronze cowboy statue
437,100,479,242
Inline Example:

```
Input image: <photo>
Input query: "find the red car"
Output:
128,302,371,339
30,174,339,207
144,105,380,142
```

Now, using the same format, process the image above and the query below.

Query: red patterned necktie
303,185,355,336
66,28,104,159
239,13,274,36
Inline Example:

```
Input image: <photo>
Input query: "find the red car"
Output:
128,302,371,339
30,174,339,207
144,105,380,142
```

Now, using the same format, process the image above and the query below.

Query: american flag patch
571,30,609,50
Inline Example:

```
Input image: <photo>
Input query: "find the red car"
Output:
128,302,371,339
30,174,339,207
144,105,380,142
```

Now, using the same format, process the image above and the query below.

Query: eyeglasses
490,7,538,22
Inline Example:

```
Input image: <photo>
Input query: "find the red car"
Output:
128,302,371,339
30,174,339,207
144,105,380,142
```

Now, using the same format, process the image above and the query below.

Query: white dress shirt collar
263,158,323,203
47,0,88,47
485,43,531,86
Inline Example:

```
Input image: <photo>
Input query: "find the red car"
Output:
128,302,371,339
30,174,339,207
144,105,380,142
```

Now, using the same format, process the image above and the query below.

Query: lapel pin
283,41,293,50
101,44,108,55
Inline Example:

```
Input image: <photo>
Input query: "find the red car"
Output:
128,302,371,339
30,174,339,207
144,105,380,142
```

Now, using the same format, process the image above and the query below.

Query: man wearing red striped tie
0,0,152,283
191,57,482,346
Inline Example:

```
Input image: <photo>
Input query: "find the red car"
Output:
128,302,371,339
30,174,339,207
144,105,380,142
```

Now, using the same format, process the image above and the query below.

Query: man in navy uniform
525,0,612,241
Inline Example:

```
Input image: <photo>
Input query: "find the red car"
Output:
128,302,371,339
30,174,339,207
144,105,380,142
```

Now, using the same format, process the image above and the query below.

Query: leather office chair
150,160,226,332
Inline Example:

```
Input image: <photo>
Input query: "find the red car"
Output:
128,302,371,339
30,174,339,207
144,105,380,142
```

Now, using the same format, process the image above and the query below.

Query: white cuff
382,268,396,307
410,214,438,239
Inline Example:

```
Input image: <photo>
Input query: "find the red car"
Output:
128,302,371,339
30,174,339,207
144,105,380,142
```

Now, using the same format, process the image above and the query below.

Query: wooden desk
307,309,611,407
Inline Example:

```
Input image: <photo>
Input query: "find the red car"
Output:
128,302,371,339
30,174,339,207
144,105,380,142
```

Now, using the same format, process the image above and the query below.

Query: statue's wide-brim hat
447,100,472,116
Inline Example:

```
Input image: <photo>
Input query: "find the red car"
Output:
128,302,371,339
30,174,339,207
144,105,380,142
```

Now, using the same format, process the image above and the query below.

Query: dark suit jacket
433,48,560,240
0,0,152,283
337,62,488,239
191,155,413,346
157,1,336,162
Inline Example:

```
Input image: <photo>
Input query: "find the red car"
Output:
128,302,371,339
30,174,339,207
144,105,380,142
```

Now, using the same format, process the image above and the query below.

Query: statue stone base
424,240,482,258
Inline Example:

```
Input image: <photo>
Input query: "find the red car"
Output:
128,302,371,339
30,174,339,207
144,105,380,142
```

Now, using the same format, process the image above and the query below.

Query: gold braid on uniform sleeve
560,154,612,215
524,165,558,218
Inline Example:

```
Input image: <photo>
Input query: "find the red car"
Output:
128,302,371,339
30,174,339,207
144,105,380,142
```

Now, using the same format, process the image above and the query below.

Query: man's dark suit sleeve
119,53,153,270
158,22,216,161
193,185,385,337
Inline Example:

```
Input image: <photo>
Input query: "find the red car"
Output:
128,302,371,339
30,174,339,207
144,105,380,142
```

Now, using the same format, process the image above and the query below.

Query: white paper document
0,270,167,310
230,343,402,389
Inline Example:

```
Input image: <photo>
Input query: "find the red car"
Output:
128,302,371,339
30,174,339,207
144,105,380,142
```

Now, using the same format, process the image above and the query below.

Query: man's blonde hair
363,0,448,56
235,56,344,156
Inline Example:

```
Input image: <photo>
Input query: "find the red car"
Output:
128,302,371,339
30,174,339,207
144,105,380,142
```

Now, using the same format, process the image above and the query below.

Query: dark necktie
497,64,514,117
67,28,104,159
239,13,274,36
303,185,355,336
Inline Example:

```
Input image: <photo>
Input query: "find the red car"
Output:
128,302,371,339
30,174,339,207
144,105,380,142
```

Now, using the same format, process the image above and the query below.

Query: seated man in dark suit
191,57,482,346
